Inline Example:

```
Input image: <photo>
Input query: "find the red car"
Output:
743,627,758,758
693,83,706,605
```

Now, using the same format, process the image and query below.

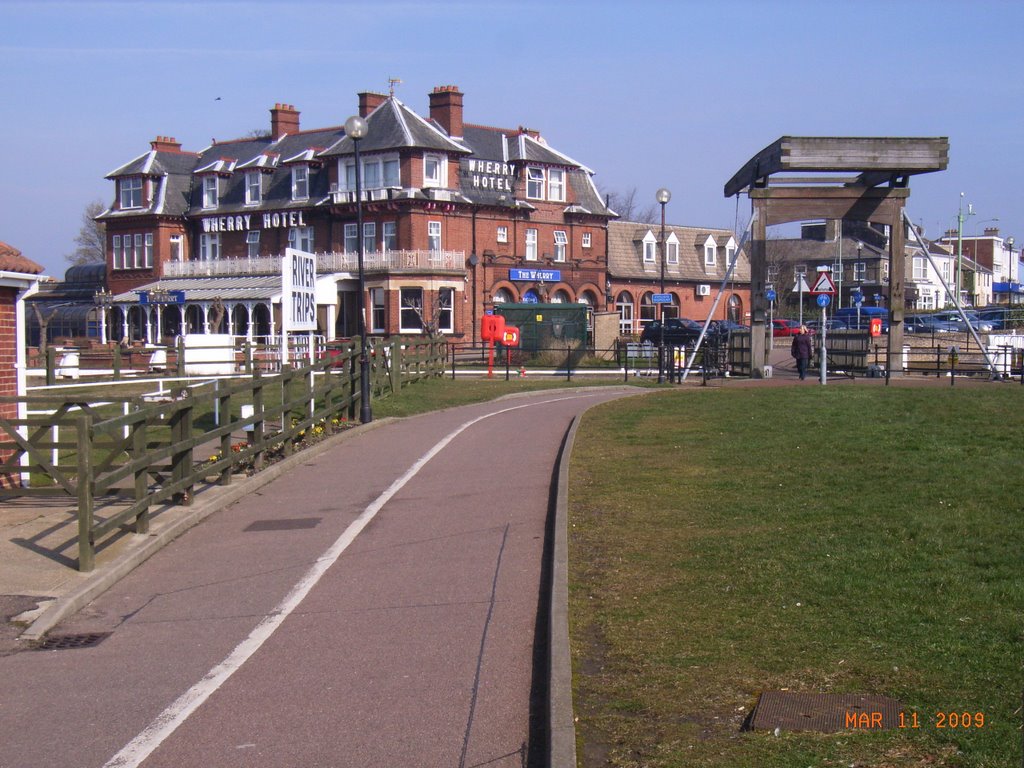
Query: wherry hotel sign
201,211,309,233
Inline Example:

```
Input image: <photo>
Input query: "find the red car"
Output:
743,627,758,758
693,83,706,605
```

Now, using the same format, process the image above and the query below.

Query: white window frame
247,230,261,258
245,171,262,205
438,287,454,333
704,244,716,268
288,226,314,252
726,245,736,265
144,233,153,268
133,234,143,269
291,166,309,201
525,228,538,261
399,287,424,333
202,176,218,209
526,166,544,199
170,234,182,263
383,156,400,188
616,292,634,335
383,221,397,252
582,232,592,249
120,177,142,209
496,226,508,244
112,235,122,270
344,223,358,253
200,232,221,261
423,153,445,188
553,230,567,262
854,261,866,281
363,222,376,254
548,168,565,202
913,257,928,280
428,220,442,253
370,287,386,333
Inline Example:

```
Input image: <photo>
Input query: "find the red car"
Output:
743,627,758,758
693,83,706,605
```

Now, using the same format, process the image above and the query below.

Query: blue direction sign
651,293,672,304
851,290,864,306
816,293,831,308
765,289,777,302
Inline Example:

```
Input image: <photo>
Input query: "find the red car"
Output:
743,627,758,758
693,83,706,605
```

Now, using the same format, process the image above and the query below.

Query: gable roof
0,241,44,274
319,98,468,157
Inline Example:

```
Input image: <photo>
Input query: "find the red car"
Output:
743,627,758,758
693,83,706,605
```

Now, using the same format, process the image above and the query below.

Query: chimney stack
150,136,182,153
270,103,300,139
429,85,464,138
359,91,387,118
984,226,1000,237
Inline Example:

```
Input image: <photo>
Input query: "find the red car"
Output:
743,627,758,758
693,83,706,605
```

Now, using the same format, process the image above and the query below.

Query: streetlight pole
345,114,372,424
656,187,671,383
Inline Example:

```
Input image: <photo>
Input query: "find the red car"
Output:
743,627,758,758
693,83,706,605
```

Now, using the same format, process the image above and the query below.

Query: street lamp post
656,187,671,383
1007,236,1016,305
345,114,372,424
94,289,113,344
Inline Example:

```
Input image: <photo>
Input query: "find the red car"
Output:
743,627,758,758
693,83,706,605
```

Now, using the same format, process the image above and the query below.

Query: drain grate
34,632,111,651
244,517,321,532
745,691,902,732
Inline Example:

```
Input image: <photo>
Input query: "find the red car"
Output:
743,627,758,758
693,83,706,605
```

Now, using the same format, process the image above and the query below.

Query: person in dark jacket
791,325,813,380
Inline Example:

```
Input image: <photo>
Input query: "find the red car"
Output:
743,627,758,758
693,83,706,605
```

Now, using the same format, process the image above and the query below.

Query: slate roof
320,98,467,156
99,92,614,222
0,241,44,274
608,220,749,282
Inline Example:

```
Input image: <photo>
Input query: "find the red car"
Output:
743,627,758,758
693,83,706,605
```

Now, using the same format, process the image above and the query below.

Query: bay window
400,287,424,332
370,288,386,333
438,287,454,333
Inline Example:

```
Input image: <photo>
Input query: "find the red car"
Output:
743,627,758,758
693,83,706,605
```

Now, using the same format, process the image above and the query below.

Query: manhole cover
244,517,321,532
34,632,112,651
746,691,902,732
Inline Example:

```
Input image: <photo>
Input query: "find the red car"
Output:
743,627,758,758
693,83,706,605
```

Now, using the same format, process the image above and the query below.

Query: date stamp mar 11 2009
845,710,986,729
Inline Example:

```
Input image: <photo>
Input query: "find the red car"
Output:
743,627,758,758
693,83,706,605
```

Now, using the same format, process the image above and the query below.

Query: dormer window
203,176,218,209
526,166,544,199
642,231,657,263
424,153,445,188
291,165,309,201
548,168,565,202
725,241,737,266
120,177,143,209
339,153,400,192
245,172,262,205
666,233,679,264
704,240,717,267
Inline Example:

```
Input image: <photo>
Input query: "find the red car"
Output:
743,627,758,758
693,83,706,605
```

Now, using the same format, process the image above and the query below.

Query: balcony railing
163,250,466,278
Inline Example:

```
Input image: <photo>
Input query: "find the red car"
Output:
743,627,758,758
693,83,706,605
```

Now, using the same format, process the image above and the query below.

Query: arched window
639,292,657,331
578,290,597,331
616,292,634,336
728,294,742,323
551,289,570,303
492,288,512,304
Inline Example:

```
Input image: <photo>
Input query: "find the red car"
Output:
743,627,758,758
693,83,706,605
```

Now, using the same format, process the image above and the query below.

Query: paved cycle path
0,387,638,768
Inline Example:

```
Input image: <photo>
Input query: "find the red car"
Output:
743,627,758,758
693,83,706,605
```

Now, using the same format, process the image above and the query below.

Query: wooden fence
0,337,446,571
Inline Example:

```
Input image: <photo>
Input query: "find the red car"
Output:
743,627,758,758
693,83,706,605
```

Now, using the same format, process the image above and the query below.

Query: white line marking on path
104,391,607,768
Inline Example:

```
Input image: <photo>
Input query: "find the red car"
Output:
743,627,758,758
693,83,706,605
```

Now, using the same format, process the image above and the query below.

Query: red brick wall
0,287,18,488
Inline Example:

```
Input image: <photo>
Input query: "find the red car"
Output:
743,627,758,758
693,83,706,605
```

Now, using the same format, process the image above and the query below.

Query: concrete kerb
19,418,393,643
548,412,582,768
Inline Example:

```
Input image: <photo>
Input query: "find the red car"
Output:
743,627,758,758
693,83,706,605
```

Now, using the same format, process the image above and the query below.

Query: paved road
0,387,638,768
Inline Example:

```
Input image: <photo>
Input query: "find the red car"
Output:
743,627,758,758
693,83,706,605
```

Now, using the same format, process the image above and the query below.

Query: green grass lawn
569,386,1023,767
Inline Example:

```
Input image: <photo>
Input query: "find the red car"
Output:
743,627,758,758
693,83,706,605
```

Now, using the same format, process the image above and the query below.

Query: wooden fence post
46,347,56,386
177,337,186,377
76,415,95,572
253,370,265,471
132,402,150,533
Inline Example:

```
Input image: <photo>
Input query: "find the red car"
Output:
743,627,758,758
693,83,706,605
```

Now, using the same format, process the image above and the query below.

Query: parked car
771,319,803,337
709,319,750,335
640,317,705,346
807,318,849,333
905,315,960,333
976,307,1017,331
835,306,889,332
932,310,994,332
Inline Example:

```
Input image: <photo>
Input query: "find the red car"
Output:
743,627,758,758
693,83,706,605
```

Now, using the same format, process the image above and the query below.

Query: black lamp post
94,289,113,344
655,187,671,383
345,114,372,424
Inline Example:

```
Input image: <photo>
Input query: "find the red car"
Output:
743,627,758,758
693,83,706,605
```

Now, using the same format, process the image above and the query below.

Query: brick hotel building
97,85,748,345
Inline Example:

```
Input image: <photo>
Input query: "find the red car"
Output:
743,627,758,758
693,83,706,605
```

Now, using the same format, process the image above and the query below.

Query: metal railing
162,249,466,278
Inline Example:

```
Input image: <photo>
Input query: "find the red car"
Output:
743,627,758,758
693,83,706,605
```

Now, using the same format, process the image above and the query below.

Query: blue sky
2,0,1022,277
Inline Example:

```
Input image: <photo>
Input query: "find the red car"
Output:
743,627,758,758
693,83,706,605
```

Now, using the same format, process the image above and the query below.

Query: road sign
765,289,777,302
816,293,831,308
794,276,810,293
851,290,863,306
651,293,672,304
810,271,836,294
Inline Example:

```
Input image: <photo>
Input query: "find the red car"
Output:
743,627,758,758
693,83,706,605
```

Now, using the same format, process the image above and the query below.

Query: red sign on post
502,326,520,347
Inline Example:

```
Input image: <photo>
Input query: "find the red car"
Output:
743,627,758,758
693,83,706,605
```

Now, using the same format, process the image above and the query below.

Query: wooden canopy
724,136,949,198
